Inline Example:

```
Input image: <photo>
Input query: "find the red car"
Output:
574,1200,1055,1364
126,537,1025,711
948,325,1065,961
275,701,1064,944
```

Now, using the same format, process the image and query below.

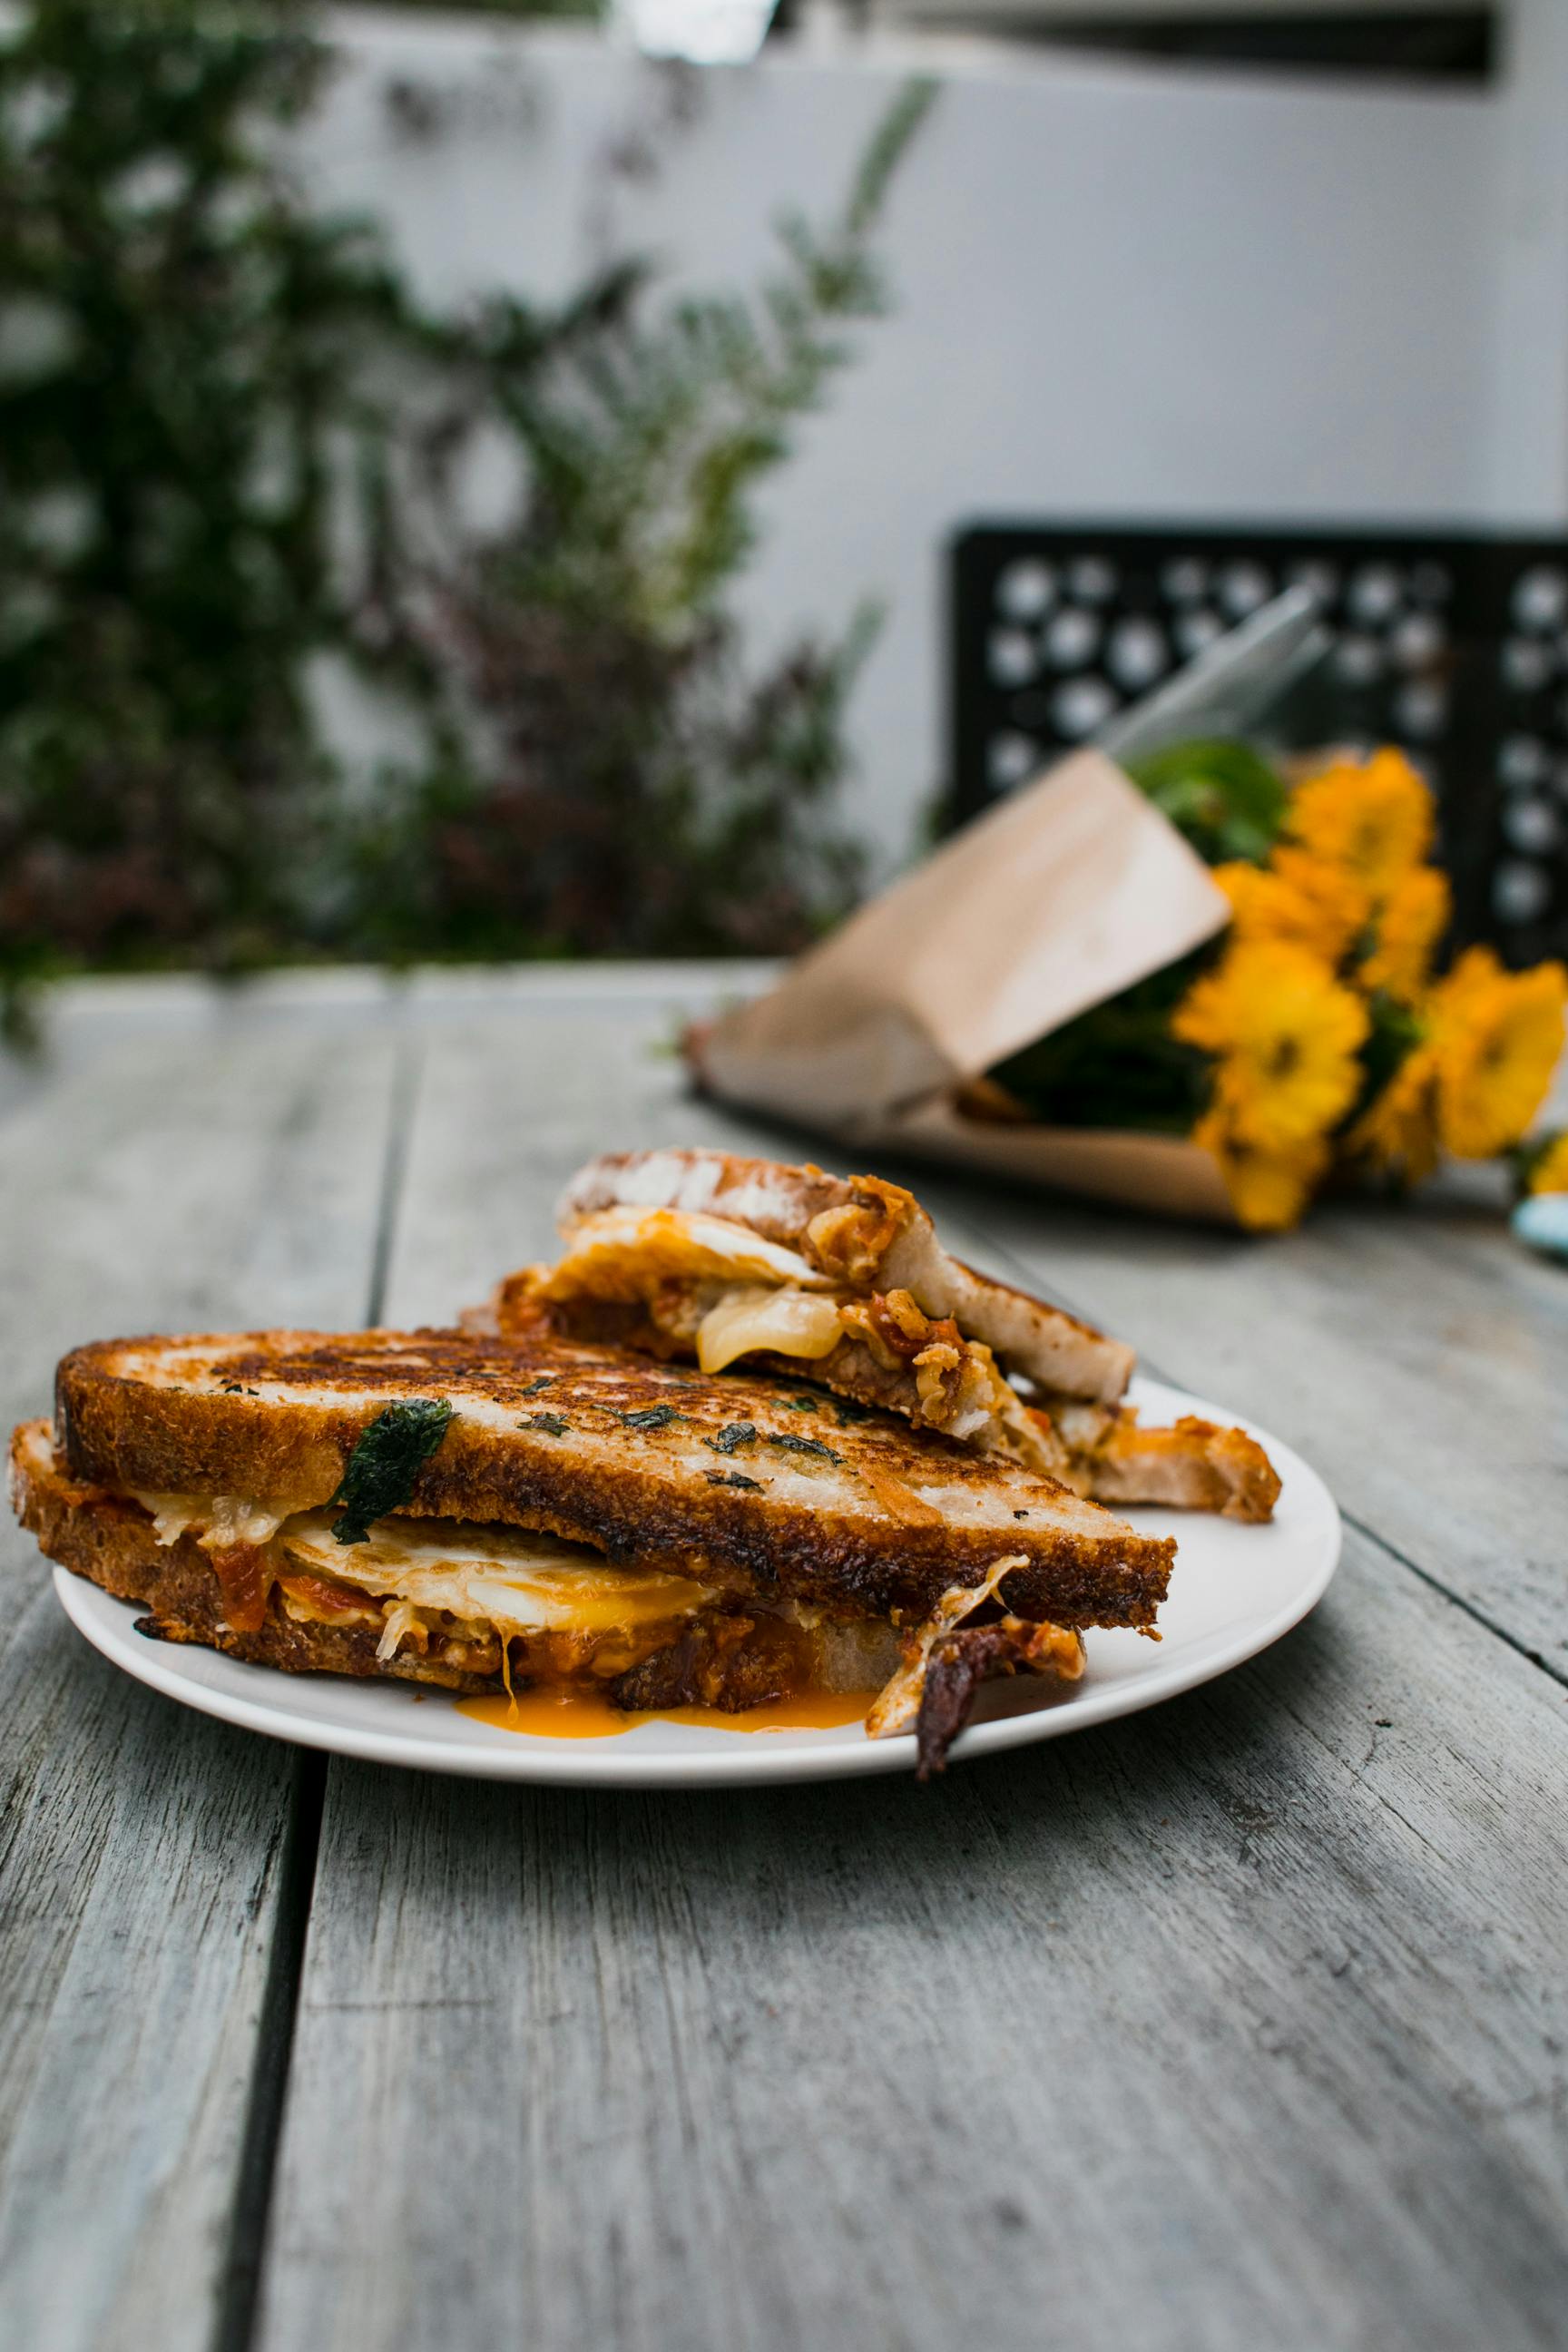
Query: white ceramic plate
52,1377,1338,1788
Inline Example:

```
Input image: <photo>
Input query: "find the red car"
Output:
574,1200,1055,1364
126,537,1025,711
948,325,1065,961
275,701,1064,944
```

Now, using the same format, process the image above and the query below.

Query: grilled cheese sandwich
14,1325,1171,1769
485,1150,1279,1521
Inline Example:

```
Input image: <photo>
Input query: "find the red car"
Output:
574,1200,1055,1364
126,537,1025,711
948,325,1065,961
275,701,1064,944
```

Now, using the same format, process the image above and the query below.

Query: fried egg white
544,1205,833,1300
278,1510,715,1637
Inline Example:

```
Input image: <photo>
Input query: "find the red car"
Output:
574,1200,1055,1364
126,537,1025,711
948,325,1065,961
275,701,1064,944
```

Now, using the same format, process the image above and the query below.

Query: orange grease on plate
456,1687,874,1740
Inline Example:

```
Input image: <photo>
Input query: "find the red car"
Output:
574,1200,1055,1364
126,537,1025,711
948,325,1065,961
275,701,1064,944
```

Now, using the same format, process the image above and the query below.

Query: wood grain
0,1021,397,2352
255,1001,1568,2352
259,1540,1568,2352
376,1002,817,1330
909,1169,1568,1678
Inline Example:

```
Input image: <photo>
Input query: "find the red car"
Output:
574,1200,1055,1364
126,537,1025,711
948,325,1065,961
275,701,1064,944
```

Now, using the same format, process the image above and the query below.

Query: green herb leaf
330,1399,454,1545
520,1412,570,1436
519,1376,554,1396
616,1405,685,1431
786,1396,819,1411
704,1469,762,1491
767,1431,842,1464
708,1421,759,1455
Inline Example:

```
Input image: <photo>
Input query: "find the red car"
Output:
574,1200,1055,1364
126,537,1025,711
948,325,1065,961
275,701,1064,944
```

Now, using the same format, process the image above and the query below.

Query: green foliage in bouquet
1122,739,1288,866
990,955,1212,1135
991,736,1289,1132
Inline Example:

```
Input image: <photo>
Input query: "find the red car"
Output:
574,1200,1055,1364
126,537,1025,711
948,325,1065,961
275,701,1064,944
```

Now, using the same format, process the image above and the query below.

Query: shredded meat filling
915,1616,1086,1780
802,1177,912,1286
608,1612,804,1713
841,1288,961,1367
205,1542,270,1635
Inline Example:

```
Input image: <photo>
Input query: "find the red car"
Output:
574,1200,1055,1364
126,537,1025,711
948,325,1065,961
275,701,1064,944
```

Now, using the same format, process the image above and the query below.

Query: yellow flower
1286,747,1434,898
1527,1132,1568,1194
1430,949,1567,1159
1216,848,1370,966
1431,940,1503,1018
1359,865,1450,1003
1347,1044,1441,1189
1192,1108,1328,1232
1173,939,1370,1152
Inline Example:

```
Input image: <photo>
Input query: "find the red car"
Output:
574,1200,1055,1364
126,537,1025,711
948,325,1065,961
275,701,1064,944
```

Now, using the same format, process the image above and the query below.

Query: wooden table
2,967,1564,2352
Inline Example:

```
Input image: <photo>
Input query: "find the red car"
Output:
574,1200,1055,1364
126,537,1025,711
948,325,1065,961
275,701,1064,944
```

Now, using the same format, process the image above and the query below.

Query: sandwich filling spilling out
13,1418,900,1696
7,1151,1287,1782
499,1203,1050,1458
487,1155,1279,1524
11,1370,1098,1778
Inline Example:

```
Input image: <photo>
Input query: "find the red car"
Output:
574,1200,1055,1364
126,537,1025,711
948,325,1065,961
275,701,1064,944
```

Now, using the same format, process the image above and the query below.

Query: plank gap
1339,1509,1568,1697
213,1025,425,2350
210,1749,327,2352
367,1034,424,1328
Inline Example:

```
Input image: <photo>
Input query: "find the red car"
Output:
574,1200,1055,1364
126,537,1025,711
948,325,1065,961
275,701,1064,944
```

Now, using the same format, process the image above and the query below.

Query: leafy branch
0,1,934,1021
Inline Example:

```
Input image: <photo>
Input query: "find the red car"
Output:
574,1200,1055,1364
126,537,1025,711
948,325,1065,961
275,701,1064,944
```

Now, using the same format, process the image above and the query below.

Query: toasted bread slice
487,1151,1274,1519
554,1149,1134,1403
50,1328,1174,1630
490,1282,1055,1465
12,1419,903,1706
1056,1407,1282,1524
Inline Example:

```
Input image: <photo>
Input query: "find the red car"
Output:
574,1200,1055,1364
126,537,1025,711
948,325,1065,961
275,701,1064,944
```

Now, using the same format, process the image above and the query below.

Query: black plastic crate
949,523,1568,964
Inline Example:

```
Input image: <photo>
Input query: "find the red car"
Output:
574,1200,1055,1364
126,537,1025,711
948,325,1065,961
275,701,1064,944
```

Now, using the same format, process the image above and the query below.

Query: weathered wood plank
0,1023,398,2352
911,1168,1568,1677
259,1554,1568,2352
258,1004,1568,2352
375,1002,825,1329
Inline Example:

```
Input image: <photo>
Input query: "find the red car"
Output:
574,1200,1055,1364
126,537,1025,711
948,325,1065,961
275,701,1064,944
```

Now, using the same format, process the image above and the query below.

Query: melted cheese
695,1285,846,1374
134,1491,289,1550
135,1493,201,1548
277,1512,714,1638
545,1205,831,1299
376,1599,425,1662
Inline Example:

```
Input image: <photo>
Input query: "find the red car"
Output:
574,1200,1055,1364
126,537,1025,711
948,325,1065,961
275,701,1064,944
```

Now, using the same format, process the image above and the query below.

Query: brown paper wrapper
695,749,1239,1222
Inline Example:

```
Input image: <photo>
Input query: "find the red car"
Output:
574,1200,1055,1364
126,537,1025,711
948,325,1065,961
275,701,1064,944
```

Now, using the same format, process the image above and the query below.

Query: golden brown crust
50,1330,1174,1630
12,1421,500,1691
1083,1414,1282,1524
499,1287,1278,1523
11,1421,883,1706
556,1150,1135,1403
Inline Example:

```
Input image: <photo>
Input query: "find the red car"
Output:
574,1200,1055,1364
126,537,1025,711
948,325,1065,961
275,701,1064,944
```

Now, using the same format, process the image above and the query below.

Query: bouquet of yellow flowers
993,745,1567,1230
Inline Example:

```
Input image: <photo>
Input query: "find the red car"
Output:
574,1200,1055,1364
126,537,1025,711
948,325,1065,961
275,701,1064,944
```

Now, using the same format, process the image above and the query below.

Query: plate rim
50,1377,1340,1788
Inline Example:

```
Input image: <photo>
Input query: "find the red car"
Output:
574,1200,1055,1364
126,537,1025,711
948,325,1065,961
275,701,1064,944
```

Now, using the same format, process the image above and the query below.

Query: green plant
0,0,410,1016
0,0,933,1024
1124,738,1289,865
344,74,936,960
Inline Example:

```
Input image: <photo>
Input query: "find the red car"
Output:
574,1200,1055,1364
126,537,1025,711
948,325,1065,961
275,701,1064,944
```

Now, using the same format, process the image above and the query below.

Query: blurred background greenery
0,0,931,1030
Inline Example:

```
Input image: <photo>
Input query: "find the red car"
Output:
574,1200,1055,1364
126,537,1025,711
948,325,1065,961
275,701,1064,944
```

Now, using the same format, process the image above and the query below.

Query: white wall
310,14,1548,866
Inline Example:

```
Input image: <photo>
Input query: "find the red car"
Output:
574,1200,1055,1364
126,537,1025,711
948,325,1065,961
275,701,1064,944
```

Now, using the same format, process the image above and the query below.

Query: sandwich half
483,1149,1279,1522
14,1327,1178,1773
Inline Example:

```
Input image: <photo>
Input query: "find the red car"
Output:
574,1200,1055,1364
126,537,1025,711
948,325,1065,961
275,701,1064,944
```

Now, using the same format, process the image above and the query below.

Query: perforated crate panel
949,525,1568,964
